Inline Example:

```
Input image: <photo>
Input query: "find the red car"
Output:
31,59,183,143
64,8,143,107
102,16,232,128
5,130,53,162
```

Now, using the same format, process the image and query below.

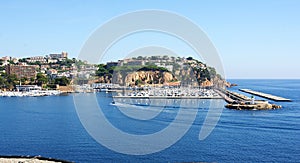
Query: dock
113,95,223,99
226,90,251,101
214,89,235,103
239,89,291,102
214,89,282,110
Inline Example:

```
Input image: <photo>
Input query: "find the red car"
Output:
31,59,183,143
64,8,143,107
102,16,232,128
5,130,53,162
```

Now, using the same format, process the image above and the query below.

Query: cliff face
201,78,213,87
98,75,111,83
95,58,230,88
124,71,176,86
97,71,177,86
96,69,229,88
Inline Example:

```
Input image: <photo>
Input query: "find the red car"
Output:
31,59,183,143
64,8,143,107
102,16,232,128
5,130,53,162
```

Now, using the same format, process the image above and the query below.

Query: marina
239,89,292,102
113,95,222,99
0,85,61,97
113,87,222,99
0,90,61,97
0,84,290,110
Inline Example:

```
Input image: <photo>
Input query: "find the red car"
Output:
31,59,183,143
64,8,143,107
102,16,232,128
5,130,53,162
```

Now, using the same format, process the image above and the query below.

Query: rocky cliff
96,69,231,88
95,57,231,88
97,71,177,86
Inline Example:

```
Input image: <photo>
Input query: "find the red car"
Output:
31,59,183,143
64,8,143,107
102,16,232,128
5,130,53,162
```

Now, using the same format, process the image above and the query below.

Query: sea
0,79,299,162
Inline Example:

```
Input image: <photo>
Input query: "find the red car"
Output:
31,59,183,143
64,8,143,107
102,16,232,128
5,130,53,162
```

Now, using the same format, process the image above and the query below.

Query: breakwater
239,89,291,102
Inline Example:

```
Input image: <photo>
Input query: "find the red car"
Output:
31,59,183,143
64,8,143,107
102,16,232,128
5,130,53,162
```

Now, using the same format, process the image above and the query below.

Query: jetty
113,95,222,99
215,89,282,110
239,89,291,102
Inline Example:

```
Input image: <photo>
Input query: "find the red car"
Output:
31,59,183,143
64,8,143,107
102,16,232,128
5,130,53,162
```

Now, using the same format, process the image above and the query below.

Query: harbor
98,84,289,110
113,87,222,99
0,79,299,162
0,90,61,97
113,95,222,99
0,85,61,97
0,83,290,111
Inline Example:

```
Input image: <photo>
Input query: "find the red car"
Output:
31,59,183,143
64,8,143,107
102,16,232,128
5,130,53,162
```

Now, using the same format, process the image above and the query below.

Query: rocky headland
94,56,231,88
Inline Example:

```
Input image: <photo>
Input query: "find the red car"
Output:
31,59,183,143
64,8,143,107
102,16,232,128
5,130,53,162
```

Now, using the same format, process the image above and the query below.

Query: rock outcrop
200,78,213,87
97,71,177,86
124,71,177,86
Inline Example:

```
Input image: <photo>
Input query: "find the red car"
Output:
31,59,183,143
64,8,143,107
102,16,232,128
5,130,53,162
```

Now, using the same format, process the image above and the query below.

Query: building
47,69,58,78
26,56,46,64
5,65,36,79
40,65,50,70
106,61,118,68
61,51,68,58
1,56,18,65
49,51,68,59
47,58,58,63
122,59,145,66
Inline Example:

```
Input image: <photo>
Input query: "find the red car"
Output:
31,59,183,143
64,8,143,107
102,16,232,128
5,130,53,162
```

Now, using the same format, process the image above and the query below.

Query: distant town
0,52,96,91
0,52,226,93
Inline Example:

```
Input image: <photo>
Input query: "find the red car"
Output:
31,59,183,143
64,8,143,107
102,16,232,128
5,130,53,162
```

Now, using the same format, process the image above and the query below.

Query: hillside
94,56,229,88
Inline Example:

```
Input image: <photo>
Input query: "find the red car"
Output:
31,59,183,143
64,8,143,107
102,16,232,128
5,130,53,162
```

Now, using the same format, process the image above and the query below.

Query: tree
30,77,35,84
186,57,193,60
20,77,28,85
8,60,16,65
138,65,169,72
96,64,109,76
36,73,48,86
18,58,27,63
207,67,217,78
163,55,169,60
5,74,18,90
137,56,143,60
150,56,159,60
54,76,70,86
34,61,41,66
0,76,6,89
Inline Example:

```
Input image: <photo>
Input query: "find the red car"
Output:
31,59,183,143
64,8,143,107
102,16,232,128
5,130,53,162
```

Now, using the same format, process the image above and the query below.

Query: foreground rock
0,156,72,163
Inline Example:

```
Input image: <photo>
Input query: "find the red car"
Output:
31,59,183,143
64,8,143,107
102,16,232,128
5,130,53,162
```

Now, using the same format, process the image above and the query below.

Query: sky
0,0,300,79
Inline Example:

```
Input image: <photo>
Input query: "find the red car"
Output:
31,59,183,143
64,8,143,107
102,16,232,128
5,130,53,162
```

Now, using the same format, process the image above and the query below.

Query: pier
214,89,235,103
226,90,251,101
215,89,282,110
239,89,291,102
113,95,223,99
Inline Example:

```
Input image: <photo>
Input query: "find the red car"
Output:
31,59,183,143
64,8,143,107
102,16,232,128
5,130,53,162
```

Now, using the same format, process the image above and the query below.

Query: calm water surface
0,79,299,162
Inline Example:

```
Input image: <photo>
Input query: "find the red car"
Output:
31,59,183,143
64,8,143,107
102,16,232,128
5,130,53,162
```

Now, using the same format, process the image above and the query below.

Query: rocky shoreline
0,156,73,163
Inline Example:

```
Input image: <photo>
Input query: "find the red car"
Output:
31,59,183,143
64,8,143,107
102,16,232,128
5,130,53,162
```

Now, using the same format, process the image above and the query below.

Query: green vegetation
36,73,49,85
94,56,224,86
96,64,169,77
0,71,71,90
138,65,169,72
96,64,111,76
186,57,193,60
53,76,70,86
58,58,75,67
0,54,223,89
0,57,89,89
0,73,19,90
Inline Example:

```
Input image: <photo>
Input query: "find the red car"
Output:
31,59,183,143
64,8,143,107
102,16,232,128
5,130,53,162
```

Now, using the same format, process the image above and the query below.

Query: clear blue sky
1,0,300,79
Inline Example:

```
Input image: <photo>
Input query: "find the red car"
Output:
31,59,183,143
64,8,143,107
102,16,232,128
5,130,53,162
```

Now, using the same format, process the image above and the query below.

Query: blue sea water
0,79,299,162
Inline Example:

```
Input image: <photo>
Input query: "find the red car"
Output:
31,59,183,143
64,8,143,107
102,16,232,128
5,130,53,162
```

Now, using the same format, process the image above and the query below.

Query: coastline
0,155,73,163
113,95,222,99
